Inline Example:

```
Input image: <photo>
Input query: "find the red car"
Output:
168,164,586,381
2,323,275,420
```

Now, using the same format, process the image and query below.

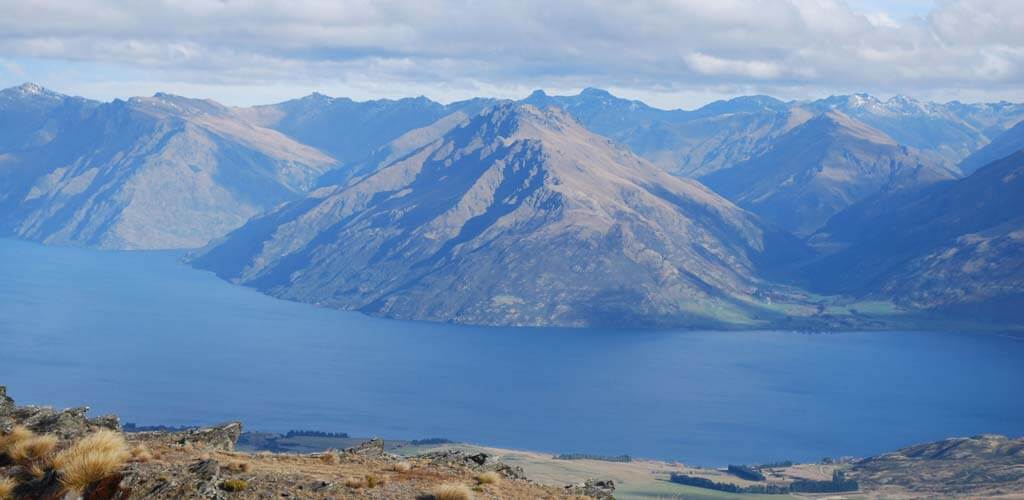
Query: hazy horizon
7,80,1021,111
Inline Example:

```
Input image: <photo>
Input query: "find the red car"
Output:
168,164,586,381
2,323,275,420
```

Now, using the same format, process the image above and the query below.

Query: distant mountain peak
578,87,614,98
526,89,548,99
130,92,229,117
1,82,64,100
16,82,46,94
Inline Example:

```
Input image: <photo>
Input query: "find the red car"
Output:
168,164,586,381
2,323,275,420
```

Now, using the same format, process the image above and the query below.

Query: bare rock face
0,387,14,416
191,102,808,328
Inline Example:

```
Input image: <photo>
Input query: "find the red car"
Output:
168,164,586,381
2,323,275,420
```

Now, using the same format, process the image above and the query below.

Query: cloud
0,0,1021,106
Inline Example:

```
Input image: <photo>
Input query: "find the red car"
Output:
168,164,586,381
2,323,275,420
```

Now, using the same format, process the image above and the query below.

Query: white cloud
684,53,784,80
0,0,1021,105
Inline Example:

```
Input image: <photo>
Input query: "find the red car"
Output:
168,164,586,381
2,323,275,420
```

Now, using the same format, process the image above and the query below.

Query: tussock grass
220,479,247,492
320,450,340,465
226,460,252,473
129,445,152,463
343,476,365,488
475,471,501,485
429,482,474,500
0,476,16,500
7,434,57,465
53,430,130,492
365,474,387,488
0,426,34,456
391,461,412,472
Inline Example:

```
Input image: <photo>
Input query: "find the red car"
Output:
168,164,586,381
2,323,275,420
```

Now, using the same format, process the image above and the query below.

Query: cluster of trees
554,453,632,463
727,464,765,481
284,430,349,438
668,474,788,494
669,470,858,495
790,471,859,493
756,460,793,468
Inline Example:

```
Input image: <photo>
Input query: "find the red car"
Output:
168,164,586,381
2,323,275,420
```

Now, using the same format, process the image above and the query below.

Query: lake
1,237,1022,466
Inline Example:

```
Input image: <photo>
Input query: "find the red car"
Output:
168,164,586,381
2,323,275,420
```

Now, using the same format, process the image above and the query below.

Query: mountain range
190,103,807,327
0,84,336,249
2,82,1022,327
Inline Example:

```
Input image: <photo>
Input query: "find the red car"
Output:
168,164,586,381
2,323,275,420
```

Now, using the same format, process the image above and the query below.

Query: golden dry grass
429,482,475,500
7,434,57,465
365,473,387,488
0,476,16,500
475,470,501,485
129,445,153,463
226,460,252,473
343,476,365,488
53,429,130,492
320,450,340,465
0,426,34,456
391,461,412,472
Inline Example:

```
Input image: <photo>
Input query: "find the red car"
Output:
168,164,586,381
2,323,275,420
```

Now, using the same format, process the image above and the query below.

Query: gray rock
132,422,242,452
564,478,616,499
345,437,385,457
188,459,221,481
0,387,120,439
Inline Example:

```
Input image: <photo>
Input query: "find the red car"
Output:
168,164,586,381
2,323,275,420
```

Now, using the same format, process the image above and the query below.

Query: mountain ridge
190,102,809,327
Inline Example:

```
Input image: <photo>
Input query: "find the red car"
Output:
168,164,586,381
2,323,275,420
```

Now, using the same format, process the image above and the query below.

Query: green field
617,479,796,500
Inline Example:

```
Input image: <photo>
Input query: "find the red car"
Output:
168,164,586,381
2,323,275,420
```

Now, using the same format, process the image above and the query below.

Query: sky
1,0,1022,109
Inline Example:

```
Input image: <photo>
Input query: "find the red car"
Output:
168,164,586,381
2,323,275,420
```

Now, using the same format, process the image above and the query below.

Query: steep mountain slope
701,112,957,235
808,150,1024,318
0,85,336,249
191,103,807,327
521,89,805,177
524,89,1024,179
0,83,99,151
238,93,494,183
958,120,1024,174
804,94,1024,170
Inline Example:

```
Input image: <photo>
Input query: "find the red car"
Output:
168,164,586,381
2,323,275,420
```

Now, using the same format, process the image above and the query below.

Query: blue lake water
1,237,1022,466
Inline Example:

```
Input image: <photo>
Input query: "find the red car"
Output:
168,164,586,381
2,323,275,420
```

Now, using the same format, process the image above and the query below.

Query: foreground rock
0,386,120,439
0,387,589,499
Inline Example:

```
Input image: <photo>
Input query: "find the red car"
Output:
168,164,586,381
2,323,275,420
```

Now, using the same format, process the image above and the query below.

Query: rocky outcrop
0,385,119,438
564,478,616,499
130,422,242,452
344,437,384,457
419,449,526,480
